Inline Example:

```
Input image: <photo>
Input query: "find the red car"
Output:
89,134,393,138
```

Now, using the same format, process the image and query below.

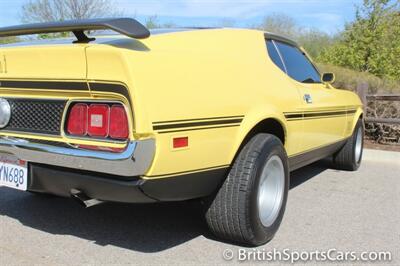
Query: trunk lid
0,42,88,90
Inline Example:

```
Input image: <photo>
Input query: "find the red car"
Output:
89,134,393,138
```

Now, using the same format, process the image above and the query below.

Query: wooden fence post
356,82,368,115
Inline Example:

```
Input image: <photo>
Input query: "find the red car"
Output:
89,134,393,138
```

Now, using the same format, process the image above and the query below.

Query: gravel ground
0,149,399,265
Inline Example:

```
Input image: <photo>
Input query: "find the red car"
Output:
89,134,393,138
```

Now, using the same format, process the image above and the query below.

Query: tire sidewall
352,119,364,169
248,136,289,245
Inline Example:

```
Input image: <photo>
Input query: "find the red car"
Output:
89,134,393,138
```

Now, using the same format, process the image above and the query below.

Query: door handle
303,94,313,104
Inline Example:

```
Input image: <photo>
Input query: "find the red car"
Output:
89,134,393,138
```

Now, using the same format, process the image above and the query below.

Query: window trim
265,35,322,84
264,32,298,47
271,40,288,74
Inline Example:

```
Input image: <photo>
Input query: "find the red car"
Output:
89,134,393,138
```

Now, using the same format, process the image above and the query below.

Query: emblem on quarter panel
0,98,11,128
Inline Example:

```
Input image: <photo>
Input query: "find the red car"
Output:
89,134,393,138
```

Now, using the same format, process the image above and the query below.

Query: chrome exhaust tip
70,188,104,208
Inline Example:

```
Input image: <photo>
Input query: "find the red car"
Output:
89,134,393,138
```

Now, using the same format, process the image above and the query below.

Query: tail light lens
66,102,129,140
67,103,88,136
109,105,129,139
88,104,109,137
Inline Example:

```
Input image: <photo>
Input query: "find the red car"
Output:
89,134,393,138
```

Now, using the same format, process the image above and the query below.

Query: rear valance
0,18,150,42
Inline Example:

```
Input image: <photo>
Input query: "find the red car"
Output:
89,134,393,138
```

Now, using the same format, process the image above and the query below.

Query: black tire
332,118,364,171
205,133,289,246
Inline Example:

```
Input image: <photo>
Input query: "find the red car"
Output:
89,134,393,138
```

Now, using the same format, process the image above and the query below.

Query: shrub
317,63,400,94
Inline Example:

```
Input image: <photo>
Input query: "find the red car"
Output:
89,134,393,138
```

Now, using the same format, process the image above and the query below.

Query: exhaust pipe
70,189,104,208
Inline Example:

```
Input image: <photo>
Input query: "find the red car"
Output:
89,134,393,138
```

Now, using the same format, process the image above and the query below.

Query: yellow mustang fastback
0,18,363,246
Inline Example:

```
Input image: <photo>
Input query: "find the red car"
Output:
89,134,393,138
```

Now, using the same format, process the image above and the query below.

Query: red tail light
66,102,129,140
67,103,88,136
88,104,109,137
109,105,129,139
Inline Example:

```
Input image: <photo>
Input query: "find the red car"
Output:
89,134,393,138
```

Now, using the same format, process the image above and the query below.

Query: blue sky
0,0,363,33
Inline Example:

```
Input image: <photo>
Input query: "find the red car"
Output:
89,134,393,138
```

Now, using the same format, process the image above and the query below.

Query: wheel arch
243,118,286,145
228,111,287,165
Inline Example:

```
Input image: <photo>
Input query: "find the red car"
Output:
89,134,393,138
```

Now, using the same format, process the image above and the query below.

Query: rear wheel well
222,118,286,189
242,118,285,147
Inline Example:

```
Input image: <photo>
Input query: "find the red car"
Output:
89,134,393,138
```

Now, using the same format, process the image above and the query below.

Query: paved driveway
0,149,399,265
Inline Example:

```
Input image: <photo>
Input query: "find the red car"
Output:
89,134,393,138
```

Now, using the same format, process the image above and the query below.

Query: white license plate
0,154,28,191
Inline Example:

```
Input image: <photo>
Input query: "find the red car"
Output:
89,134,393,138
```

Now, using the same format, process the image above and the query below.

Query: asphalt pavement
0,149,399,265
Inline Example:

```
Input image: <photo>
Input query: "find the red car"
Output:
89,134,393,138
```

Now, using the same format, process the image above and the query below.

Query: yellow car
0,18,363,246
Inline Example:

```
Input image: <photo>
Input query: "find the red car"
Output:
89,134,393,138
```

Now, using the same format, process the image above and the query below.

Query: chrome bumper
0,137,155,177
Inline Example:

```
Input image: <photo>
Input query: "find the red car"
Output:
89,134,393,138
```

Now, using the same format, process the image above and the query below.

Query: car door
265,39,305,156
272,40,347,152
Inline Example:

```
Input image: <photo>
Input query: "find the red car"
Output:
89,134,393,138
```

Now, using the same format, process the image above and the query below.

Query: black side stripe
285,109,358,121
347,109,357,114
153,118,243,130
303,110,347,118
157,124,240,134
284,113,303,119
0,80,88,90
153,115,244,125
288,115,348,121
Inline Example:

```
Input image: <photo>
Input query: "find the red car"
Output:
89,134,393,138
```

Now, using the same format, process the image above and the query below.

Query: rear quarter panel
85,30,304,177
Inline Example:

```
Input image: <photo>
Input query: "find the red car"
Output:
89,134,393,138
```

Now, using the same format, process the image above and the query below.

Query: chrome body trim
0,136,155,176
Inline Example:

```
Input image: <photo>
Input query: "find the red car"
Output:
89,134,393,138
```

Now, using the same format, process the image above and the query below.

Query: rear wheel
205,133,289,246
332,119,364,171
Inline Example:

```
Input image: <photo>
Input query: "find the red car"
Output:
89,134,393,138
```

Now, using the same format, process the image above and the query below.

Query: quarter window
274,41,321,83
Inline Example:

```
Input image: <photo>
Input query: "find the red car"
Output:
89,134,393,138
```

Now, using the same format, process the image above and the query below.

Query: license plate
0,154,28,191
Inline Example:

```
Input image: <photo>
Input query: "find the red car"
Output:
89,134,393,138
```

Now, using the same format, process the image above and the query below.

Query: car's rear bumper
28,163,228,203
29,163,157,203
0,136,155,177
0,136,228,203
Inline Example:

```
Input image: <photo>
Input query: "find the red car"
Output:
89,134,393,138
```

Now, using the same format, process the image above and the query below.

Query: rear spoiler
0,18,150,43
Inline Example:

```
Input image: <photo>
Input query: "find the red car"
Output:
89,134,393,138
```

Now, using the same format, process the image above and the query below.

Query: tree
145,15,159,29
318,0,400,80
297,29,334,59
20,0,122,38
145,15,177,29
21,0,121,23
255,13,298,37
0,37,20,44
253,13,334,58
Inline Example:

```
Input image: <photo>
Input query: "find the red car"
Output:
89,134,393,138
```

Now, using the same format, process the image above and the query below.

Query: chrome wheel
257,155,285,227
355,128,363,163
